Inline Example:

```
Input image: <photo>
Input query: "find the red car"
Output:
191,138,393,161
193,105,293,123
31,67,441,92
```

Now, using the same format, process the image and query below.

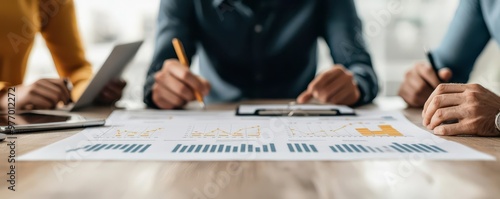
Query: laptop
62,41,143,111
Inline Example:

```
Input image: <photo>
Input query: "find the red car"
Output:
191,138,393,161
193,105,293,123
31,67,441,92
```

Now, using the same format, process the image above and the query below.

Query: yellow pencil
172,38,206,109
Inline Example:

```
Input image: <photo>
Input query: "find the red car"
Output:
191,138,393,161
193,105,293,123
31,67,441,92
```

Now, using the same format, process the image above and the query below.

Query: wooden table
1,98,499,199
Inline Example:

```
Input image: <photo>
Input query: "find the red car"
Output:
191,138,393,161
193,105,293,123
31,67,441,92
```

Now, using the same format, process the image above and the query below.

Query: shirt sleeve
321,0,378,106
143,0,198,108
434,0,491,83
39,0,93,101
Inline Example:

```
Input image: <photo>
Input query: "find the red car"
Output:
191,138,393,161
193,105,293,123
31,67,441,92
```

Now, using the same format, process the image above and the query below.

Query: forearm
350,64,378,106
143,0,197,108
434,0,490,83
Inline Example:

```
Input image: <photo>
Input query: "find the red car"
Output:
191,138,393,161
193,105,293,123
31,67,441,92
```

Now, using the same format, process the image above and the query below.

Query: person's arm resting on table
399,0,489,107
297,0,378,106
144,0,210,109
400,0,500,136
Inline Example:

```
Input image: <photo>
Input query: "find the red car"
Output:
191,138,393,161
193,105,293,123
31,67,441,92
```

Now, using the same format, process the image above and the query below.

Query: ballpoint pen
425,49,443,83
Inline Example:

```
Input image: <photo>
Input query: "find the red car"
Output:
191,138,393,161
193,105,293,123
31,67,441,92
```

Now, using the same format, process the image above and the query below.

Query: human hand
398,62,453,107
297,65,360,106
94,79,127,105
152,59,210,109
422,84,500,136
0,79,71,110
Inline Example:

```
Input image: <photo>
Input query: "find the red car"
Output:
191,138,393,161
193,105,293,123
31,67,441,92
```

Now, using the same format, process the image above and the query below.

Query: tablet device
62,41,143,111
0,112,105,133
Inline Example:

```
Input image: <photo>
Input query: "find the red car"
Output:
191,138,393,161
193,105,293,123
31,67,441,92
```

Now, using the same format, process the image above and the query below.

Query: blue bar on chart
171,143,277,153
287,143,318,153
67,143,152,153
329,142,448,153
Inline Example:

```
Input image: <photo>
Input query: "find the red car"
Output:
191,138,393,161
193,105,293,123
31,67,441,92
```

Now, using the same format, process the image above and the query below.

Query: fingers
162,72,195,101
426,106,463,129
416,63,441,88
20,79,71,109
300,66,360,105
398,66,434,107
316,74,350,102
423,84,468,112
35,81,65,105
328,85,356,104
166,60,209,95
95,86,123,105
96,79,127,104
297,91,313,104
43,79,71,104
422,93,463,126
199,78,211,96
152,59,211,109
433,122,472,136
29,96,54,109
152,82,186,109
307,67,343,95
438,68,453,82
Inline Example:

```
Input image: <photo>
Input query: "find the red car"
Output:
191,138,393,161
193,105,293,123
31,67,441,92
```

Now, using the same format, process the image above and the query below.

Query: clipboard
236,104,356,116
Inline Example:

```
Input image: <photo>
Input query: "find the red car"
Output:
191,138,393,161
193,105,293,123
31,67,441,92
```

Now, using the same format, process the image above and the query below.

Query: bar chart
66,143,152,153
329,142,447,153
286,143,319,153
171,143,277,153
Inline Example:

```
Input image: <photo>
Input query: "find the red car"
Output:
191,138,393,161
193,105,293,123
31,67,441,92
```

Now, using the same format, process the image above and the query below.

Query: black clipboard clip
236,103,356,116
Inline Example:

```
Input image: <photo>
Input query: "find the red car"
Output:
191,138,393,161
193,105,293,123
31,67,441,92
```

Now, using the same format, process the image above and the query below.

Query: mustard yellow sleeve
39,0,92,101
0,82,9,92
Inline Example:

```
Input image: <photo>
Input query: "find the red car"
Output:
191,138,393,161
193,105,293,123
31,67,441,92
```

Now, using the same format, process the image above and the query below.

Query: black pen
425,50,443,83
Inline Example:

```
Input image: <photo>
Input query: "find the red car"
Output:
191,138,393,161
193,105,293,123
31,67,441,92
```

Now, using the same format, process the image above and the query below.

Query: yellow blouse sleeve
0,82,9,92
39,0,93,101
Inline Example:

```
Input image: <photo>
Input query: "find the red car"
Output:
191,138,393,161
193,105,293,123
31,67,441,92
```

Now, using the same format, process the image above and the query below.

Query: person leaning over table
143,0,379,109
0,0,126,111
398,0,500,136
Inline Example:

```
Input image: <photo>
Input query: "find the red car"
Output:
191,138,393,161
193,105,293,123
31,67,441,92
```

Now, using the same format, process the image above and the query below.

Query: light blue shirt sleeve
434,0,491,83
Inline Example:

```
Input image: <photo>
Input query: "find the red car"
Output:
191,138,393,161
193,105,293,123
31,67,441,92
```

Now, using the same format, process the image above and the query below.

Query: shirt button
254,24,262,33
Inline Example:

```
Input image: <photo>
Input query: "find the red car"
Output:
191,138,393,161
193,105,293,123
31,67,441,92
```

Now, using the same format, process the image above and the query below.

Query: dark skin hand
422,83,500,136
94,79,127,105
152,59,210,109
0,79,127,110
399,62,453,107
0,78,71,110
297,65,360,106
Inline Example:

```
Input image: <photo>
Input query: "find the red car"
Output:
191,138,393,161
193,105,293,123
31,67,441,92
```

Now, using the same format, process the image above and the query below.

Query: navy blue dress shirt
144,0,378,108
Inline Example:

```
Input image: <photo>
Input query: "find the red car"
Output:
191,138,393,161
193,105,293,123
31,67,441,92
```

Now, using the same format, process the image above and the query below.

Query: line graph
185,124,262,138
287,122,405,137
91,127,164,141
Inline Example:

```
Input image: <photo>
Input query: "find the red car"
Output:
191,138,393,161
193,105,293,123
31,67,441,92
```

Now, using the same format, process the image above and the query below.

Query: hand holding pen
398,50,453,107
150,38,210,109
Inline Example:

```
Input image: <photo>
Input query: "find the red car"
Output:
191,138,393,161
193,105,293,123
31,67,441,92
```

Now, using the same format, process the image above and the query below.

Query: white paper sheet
19,110,495,161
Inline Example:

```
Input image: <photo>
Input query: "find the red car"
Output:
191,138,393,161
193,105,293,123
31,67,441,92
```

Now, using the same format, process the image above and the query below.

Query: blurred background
24,0,500,107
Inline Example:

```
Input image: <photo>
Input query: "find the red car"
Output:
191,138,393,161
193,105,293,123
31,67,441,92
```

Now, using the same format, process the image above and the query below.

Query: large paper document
20,110,494,161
